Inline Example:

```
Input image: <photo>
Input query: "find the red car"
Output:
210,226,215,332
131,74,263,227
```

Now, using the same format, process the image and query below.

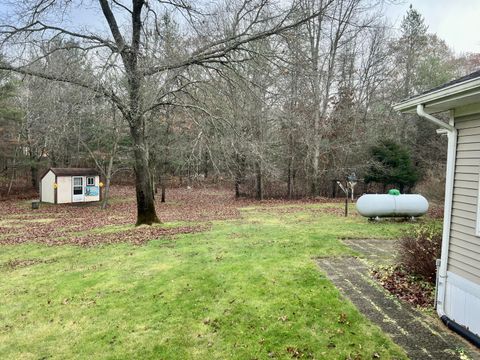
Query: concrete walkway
317,239,480,360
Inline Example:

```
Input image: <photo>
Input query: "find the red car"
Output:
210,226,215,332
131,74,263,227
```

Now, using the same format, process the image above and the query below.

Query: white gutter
395,76,480,112
416,104,455,132
416,104,456,318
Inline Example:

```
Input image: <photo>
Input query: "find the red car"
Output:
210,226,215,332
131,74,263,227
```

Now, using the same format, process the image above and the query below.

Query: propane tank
356,193,429,218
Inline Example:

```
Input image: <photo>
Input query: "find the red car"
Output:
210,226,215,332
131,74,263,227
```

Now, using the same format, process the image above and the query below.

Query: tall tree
0,69,22,193
396,4,428,98
0,0,333,223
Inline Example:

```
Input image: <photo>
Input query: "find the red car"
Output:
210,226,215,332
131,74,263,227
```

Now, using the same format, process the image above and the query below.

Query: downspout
416,104,456,319
416,105,480,347
416,104,455,132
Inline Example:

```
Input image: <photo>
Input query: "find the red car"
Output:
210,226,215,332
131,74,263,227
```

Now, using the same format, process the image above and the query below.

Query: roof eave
393,77,480,114
46,168,100,177
39,168,53,180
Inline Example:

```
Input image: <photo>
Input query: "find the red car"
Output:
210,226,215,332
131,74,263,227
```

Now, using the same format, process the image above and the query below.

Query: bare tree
78,101,128,209
300,0,371,195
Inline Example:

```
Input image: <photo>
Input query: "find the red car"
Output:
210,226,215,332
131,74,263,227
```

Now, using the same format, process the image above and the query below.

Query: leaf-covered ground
0,186,347,246
371,265,435,308
0,187,417,359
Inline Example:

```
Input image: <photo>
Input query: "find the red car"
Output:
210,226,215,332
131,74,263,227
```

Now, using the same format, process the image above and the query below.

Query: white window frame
86,177,95,186
73,177,83,195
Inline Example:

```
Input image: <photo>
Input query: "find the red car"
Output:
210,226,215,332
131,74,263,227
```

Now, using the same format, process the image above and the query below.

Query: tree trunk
150,166,156,200
234,152,245,199
235,180,240,198
6,164,16,196
287,132,294,199
255,161,263,200
130,124,160,225
203,150,209,178
287,160,293,199
6,134,20,196
102,176,111,209
101,145,115,210
311,93,321,196
31,165,38,189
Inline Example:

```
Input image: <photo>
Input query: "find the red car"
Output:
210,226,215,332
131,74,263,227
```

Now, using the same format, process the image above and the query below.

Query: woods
0,1,477,223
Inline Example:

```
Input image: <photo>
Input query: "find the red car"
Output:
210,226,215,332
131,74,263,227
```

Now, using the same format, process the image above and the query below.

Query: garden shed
394,69,480,346
40,168,100,204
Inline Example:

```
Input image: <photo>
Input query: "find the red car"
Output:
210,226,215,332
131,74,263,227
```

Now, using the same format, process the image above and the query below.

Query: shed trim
40,168,100,180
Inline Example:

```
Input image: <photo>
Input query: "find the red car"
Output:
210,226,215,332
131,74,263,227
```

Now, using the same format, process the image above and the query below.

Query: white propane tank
356,194,429,218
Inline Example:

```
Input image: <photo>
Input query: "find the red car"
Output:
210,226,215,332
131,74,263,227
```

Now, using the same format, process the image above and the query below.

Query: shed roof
394,69,480,114
41,168,99,179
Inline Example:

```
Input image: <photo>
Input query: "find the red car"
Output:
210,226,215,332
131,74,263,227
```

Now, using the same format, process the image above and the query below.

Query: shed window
87,177,95,186
73,177,83,195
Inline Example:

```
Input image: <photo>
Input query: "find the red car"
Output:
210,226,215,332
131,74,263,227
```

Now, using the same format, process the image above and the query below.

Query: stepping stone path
317,238,480,360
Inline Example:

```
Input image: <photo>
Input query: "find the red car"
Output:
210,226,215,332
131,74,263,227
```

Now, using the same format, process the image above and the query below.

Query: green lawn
0,204,415,359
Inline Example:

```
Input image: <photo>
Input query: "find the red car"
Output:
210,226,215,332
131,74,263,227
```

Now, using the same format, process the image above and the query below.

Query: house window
87,177,95,186
73,177,83,195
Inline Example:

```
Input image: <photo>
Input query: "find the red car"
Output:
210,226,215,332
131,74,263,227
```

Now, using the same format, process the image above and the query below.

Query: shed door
72,176,85,202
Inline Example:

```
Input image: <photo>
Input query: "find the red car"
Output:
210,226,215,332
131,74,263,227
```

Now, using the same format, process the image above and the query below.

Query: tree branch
144,0,335,76
0,62,128,117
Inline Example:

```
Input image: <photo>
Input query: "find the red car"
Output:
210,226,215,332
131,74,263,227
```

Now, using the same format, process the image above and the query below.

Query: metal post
336,180,349,217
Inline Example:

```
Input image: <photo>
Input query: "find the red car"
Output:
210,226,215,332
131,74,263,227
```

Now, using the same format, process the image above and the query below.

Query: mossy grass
0,203,417,359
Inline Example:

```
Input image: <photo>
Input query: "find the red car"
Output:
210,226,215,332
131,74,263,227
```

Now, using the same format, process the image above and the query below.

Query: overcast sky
0,1,478,54
385,0,480,54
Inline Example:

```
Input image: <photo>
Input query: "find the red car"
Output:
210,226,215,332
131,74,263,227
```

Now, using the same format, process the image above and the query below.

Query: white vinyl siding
449,113,480,285
444,271,480,337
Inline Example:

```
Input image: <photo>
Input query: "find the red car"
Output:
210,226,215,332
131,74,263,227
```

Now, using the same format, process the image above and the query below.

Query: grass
0,203,415,359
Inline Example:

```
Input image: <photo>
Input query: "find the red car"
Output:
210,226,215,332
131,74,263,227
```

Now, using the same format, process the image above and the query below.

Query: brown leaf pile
0,187,235,246
427,204,444,219
371,265,435,308
0,186,345,247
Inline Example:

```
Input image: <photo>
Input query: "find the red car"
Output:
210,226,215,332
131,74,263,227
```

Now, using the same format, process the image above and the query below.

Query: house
40,168,101,204
394,70,480,346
